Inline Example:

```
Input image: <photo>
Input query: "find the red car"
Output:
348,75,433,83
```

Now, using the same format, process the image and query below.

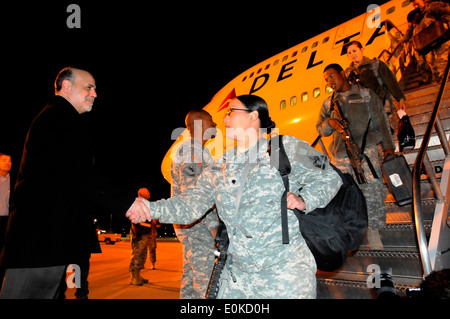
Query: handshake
125,192,306,224
126,197,152,224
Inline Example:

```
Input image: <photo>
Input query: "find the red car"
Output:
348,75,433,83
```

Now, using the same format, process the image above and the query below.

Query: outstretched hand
126,197,151,224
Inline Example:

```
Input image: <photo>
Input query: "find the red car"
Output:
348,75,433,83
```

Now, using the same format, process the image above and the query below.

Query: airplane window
257,68,262,74
265,64,270,70
242,76,247,82
280,100,287,110
313,88,320,98
282,55,288,62
386,6,395,14
325,84,333,94
292,51,298,58
301,46,308,53
301,92,308,103
322,37,329,44
274,59,279,66
312,42,318,48
291,96,297,106
250,72,254,78
402,0,411,7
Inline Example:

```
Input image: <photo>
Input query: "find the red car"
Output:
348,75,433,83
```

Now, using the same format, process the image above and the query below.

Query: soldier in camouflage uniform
129,188,152,285
344,40,407,132
171,110,220,299
127,95,342,298
317,64,395,250
401,0,450,84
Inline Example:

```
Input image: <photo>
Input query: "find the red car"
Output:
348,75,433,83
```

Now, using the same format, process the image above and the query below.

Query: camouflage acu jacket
150,135,342,270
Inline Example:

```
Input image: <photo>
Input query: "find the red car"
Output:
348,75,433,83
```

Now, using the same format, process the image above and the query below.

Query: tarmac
65,239,183,299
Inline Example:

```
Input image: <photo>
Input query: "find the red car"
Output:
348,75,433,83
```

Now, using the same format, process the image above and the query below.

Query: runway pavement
65,239,183,299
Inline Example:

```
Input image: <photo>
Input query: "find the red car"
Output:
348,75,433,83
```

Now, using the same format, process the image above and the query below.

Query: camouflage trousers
176,225,216,299
332,144,387,230
129,232,155,272
219,240,317,299
417,40,450,83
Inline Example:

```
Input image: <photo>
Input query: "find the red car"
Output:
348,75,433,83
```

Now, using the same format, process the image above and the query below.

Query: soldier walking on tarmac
129,188,153,285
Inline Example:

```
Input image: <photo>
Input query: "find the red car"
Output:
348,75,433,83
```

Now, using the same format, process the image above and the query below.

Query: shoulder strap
370,58,384,87
270,135,291,244
359,87,379,179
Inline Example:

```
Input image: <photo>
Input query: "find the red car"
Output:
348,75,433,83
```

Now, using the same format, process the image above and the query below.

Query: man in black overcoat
0,67,145,298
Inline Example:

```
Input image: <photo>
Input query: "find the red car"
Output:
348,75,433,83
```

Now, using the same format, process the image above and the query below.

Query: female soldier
127,95,342,298
345,41,407,131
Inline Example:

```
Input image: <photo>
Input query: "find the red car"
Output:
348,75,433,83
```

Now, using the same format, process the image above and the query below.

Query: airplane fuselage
162,0,413,182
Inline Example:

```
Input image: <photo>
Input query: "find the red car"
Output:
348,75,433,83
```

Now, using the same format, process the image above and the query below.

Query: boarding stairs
315,48,450,298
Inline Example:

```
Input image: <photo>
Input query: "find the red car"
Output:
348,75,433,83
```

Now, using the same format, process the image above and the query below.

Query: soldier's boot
130,271,145,286
138,274,149,284
367,227,383,251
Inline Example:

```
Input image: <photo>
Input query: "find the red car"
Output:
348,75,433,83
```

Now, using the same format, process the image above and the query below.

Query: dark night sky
1,1,390,210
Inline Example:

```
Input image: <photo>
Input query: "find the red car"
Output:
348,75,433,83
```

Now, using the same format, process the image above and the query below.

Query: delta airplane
161,0,413,183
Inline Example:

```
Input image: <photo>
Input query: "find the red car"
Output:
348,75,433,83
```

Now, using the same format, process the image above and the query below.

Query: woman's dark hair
236,95,276,133
344,40,363,53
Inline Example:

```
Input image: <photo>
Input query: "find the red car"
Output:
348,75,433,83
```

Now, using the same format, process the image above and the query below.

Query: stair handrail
377,19,415,80
412,54,450,278
384,19,404,37
383,19,405,65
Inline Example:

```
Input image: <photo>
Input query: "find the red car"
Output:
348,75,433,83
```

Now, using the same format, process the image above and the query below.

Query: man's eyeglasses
225,108,253,117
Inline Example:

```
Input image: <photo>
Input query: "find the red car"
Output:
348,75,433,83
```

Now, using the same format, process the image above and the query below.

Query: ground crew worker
126,95,342,298
317,64,395,250
171,110,220,299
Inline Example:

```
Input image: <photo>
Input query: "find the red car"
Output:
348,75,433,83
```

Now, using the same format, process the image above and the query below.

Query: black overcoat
1,96,134,268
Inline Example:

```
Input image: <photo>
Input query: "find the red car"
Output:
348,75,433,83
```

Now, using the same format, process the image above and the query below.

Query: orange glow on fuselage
162,0,411,183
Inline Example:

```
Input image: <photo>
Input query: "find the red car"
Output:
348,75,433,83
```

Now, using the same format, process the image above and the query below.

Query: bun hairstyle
236,95,276,133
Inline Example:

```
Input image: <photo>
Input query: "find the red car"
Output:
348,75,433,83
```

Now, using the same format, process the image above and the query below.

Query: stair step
317,276,419,299
406,97,450,118
316,71,450,299
317,278,377,299
361,224,420,250
408,88,450,103
392,134,448,157
402,119,450,144
385,185,440,216
328,250,422,277
316,250,423,287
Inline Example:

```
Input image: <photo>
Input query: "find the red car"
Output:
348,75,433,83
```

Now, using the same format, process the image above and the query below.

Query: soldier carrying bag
273,135,368,272
413,18,450,55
